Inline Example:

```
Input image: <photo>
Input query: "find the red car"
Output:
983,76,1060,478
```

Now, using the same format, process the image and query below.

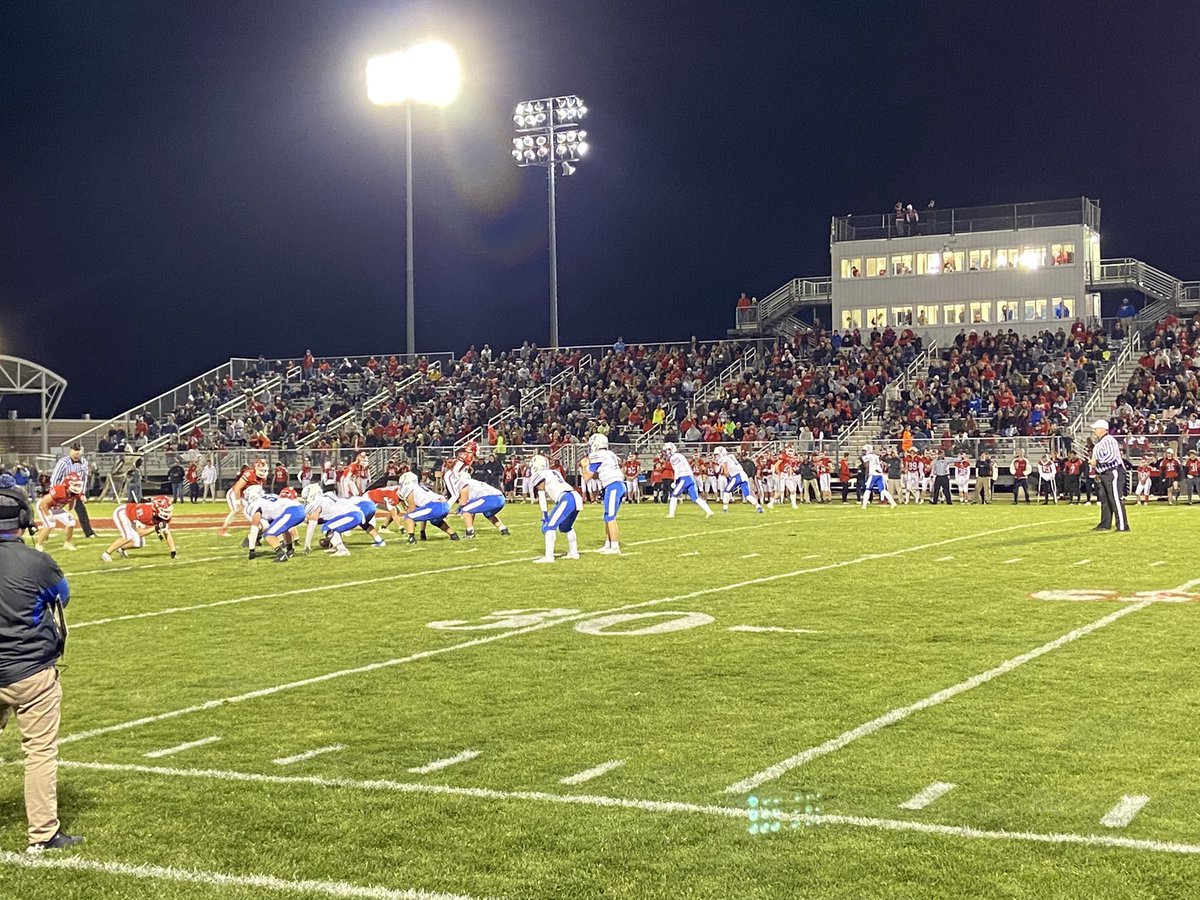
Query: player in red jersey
1159,448,1182,504
103,495,177,561
34,475,84,552
623,453,641,503
219,458,268,536
1134,460,1157,505
902,450,922,504
816,453,834,503
338,451,370,498
366,484,404,531
1062,451,1084,504
1185,450,1200,505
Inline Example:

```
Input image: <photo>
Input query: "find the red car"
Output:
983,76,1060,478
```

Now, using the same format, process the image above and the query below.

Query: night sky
2,1,1197,417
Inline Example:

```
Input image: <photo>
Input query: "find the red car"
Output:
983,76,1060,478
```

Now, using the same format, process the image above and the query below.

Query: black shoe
407,535,416,545
419,531,428,542
248,549,258,560
241,537,250,549
1092,525,1110,531
449,533,460,541
464,531,475,540
499,527,510,536
27,830,84,854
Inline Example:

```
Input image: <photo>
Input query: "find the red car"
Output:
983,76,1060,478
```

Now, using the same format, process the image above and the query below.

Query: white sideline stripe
935,556,955,562
273,744,345,766
560,759,626,785
740,553,760,559
0,849,485,899
728,625,819,635
679,551,700,557
1074,559,1092,566
724,599,1153,795
71,521,777,630
59,519,1067,746
1150,561,1167,567
408,750,480,775
57,761,1200,858
899,781,956,810
65,554,242,577
1003,557,1023,564
143,736,221,758
1101,794,1150,828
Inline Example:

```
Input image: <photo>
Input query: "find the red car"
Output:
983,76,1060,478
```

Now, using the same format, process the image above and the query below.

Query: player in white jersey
859,445,897,509
301,488,382,557
451,476,511,538
663,443,715,518
583,433,626,554
243,486,305,562
397,472,459,545
714,448,764,513
528,454,582,563
1037,456,1058,504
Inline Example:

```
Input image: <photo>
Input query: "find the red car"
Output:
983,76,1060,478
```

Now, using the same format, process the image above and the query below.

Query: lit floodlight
366,51,409,105
404,41,460,106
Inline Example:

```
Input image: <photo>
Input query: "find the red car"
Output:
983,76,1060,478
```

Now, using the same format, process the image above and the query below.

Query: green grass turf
2,497,1199,898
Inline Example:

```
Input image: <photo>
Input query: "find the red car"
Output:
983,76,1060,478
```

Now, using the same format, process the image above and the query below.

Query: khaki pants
0,667,62,843
975,476,992,503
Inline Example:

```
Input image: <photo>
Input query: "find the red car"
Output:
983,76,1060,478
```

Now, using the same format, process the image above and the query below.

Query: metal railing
832,197,1100,243
137,374,284,454
757,277,834,325
1087,259,1185,304
1071,330,1141,434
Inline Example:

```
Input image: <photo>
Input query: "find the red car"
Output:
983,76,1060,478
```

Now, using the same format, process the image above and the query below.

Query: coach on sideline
1090,419,1130,532
51,443,96,539
0,475,83,853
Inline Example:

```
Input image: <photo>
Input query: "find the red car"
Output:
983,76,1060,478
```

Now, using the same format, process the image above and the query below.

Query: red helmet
151,495,173,520
279,486,298,500
254,458,269,479
65,475,85,496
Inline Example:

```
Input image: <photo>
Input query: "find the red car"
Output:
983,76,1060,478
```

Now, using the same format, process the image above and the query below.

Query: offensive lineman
663,443,715,518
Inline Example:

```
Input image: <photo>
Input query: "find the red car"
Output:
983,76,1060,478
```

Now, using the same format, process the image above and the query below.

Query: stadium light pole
512,95,589,349
367,41,460,358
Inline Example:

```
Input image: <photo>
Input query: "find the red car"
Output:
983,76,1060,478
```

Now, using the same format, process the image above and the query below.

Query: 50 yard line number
428,608,716,637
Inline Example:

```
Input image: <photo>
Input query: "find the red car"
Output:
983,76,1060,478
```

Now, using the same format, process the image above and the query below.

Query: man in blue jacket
0,476,83,853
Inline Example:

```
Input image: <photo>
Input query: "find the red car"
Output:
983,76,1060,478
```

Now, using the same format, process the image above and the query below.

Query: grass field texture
2,497,1198,899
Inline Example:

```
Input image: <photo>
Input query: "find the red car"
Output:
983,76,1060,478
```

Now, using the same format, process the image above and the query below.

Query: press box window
995,248,1020,269
1052,297,1075,319
842,309,863,329
1024,298,1047,320
866,256,888,277
941,250,965,273
969,249,992,270
997,300,1019,322
969,301,992,323
1019,247,1045,270
891,254,914,276
917,252,941,275
943,303,967,325
916,304,938,326
892,306,913,327
867,307,887,328
840,258,862,278
1051,243,1075,265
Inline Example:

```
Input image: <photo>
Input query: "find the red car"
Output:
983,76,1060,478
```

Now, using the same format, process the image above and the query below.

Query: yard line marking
801,554,820,559
1150,561,1167,567
740,553,760,559
724,598,1154,795
57,761,1200,858
0,848,487,899
143,736,221,758
899,781,957,810
1074,559,1092,566
935,556,955,562
60,519,1073,746
1003,557,1023,564
1101,794,1150,828
560,759,626,786
408,750,480,775
71,521,780,630
64,553,242,577
273,744,345,766
679,551,700,557
728,625,819,635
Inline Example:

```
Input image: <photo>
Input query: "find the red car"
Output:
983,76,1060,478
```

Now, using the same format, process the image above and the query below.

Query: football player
102,495,177,561
623,453,642,503
715,447,764,513
860,445,897,509
450,475,511,539
663,443,714,518
243,486,306,562
34,474,84,552
218,458,268,536
582,433,625,553
397,472,459,545
529,453,582,563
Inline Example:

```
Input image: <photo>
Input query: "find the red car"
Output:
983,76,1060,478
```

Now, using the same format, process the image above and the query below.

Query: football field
3,498,1199,899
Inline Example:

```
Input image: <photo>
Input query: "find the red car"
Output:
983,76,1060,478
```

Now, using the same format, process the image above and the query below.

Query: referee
50,443,95,539
1089,419,1130,532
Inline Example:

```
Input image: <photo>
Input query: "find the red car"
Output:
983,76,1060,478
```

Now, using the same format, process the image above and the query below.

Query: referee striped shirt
1093,434,1123,473
51,454,89,486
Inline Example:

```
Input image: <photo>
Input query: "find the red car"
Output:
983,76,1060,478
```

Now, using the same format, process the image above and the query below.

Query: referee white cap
1091,419,1109,430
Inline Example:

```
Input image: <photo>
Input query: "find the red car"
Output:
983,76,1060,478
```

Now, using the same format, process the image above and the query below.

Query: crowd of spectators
1106,312,1200,442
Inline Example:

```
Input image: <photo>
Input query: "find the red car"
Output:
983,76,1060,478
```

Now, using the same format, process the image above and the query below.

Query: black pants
840,478,851,503
1064,474,1081,503
1097,468,1130,531
1012,477,1029,502
932,474,952,504
73,497,96,537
